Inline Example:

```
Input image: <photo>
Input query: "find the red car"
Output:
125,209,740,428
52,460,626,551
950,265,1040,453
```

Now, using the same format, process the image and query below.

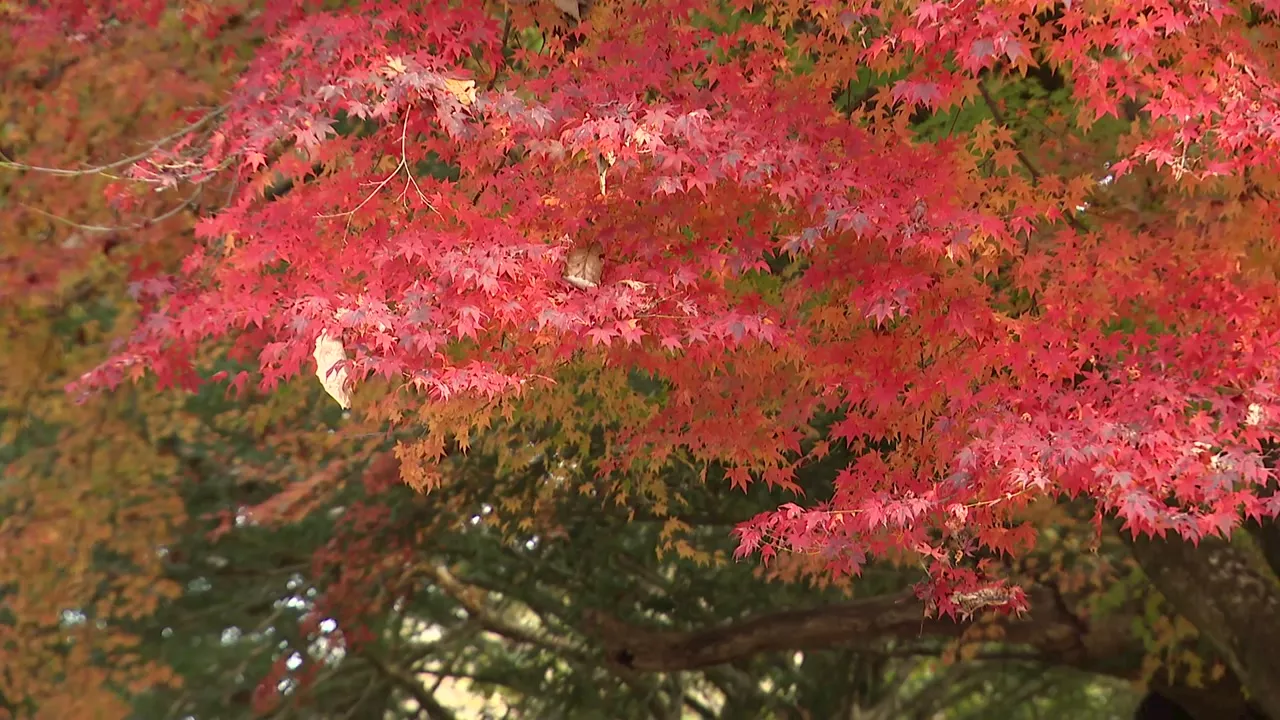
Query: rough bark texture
1129,532,1280,720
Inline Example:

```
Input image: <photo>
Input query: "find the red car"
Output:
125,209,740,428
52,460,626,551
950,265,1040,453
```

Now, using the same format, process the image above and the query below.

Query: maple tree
8,0,1280,716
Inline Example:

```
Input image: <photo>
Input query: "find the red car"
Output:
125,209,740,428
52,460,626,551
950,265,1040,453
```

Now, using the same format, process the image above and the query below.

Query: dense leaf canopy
6,0,1280,718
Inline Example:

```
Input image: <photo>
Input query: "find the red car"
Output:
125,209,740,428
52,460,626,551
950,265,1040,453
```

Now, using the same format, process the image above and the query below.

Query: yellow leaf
383,56,407,78
443,77,477,106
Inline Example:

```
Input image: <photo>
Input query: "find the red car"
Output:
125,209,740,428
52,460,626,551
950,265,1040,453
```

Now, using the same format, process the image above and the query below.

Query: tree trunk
1129,531,1280,719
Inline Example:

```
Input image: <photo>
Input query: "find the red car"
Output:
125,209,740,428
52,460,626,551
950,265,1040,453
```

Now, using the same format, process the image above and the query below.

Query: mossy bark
1129,531,1280,719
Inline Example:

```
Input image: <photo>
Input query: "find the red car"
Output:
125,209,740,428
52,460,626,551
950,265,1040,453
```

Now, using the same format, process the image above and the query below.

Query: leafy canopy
9,0,1280,621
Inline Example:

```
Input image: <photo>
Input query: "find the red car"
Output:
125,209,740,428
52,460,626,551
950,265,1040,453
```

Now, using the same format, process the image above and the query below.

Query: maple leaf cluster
11,0,1280,617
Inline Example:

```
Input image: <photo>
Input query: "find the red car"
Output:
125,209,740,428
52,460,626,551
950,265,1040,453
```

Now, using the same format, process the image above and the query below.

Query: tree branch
419,562,584,657
975,79,1089,238
0,108,225,177
583,584,1108,673
19,187,203,233
362,650,458,720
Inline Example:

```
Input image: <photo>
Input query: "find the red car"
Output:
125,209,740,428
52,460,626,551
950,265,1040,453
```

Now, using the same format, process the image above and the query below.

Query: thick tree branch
583,584,1113,673
1128,532,1278,719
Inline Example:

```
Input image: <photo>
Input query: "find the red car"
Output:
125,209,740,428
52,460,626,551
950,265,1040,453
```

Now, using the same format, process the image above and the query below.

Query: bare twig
317,104,437,237
488,11,514,92
0,107,225,177
20,187,203,233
